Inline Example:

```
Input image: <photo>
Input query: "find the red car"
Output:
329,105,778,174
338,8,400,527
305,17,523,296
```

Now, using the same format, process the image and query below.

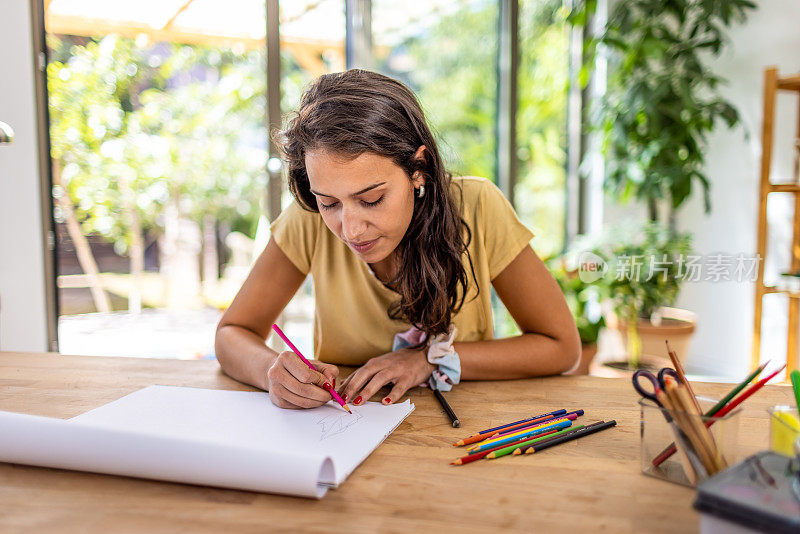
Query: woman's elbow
557,325,582,375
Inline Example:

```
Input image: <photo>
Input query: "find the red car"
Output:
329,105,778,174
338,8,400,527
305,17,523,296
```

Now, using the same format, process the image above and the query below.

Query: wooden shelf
753,67,800,375
762,285,800,298
778,75,800,91
769,183,800,193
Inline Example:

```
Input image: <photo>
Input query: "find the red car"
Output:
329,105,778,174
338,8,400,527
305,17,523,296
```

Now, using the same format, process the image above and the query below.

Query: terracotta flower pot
618,306,697,364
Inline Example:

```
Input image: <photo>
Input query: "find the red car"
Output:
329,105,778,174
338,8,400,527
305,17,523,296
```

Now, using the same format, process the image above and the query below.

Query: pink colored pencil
271,324,351,414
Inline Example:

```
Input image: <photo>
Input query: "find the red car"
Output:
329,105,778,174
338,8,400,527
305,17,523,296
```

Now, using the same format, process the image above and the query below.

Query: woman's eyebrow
309,181,387,198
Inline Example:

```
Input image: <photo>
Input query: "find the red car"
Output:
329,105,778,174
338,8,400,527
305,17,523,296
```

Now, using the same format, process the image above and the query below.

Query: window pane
516,0,569,258
276,1,346,358
372,0,499,180
45,1,267,358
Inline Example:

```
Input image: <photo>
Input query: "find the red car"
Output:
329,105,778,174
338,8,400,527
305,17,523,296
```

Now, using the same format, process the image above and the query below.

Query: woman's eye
318,196,383,210
362,196,384,207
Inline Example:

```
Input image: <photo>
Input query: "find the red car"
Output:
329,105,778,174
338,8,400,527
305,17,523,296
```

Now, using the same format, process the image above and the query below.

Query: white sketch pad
0,386,414,498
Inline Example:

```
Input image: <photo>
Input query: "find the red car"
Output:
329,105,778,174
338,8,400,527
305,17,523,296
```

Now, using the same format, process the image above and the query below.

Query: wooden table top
0,352,794,533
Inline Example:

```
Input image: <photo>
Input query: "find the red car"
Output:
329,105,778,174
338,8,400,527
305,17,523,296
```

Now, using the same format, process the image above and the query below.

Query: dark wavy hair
277,69,477,347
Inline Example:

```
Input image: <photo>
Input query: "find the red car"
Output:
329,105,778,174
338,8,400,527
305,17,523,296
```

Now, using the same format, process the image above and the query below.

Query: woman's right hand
266,351,340,409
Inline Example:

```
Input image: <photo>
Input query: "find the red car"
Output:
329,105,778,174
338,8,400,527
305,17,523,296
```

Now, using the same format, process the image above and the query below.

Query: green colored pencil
486,425,586,459
705,361,769,417
790,370,800,417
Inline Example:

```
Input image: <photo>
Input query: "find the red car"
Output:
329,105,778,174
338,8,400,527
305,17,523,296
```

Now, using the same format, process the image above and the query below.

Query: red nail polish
322,382,332,391
354,396,363,405
333,378,336,388
342,393,349,402
383,397,391,404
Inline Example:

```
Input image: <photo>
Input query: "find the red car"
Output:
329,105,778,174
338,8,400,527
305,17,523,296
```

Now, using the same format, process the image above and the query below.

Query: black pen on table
433,388,460,428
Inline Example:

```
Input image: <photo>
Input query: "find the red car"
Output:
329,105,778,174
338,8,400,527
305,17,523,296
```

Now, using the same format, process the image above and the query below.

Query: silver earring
418,184,425,198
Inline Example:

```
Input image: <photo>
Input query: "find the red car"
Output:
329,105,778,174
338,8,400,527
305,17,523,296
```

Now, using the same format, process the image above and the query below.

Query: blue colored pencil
466,419,573,454
453,409,567,446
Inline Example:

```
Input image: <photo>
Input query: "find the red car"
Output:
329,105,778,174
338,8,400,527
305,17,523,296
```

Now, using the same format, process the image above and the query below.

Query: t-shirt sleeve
479,180,536,280
269,200,321,275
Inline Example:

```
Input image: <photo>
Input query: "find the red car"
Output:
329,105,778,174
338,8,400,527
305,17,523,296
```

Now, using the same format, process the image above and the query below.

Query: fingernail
354,396,363,405
332,378,336,388
383,397,391,404
342,393,349,402
322,382,332,391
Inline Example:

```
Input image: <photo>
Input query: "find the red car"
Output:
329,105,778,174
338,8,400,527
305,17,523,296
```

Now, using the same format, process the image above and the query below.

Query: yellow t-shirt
269,176,535,365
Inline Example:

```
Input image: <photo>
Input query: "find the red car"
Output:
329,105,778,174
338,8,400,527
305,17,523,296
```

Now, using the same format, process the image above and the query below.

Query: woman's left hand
338,347,435,406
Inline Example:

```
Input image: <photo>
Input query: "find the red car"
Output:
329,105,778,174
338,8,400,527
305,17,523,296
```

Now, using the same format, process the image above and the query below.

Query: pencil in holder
768,406,800,457
639,396,742,487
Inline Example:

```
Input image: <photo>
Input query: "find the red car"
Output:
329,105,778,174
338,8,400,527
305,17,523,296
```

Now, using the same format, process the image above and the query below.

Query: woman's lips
349,238,379,253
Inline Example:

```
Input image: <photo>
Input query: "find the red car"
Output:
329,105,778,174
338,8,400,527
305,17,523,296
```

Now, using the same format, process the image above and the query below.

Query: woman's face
305,148,423,265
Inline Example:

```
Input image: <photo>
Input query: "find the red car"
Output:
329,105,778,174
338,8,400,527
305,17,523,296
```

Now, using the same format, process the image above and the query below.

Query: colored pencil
466,420,573,454
664,376,721,473
790,369,800,417
450,428,562,465
271,324,351,414
656,383,700,485
705,361,769,417
453,409,568,446
666,340,703,416
433,388,460,427
652,365,786,467
466,416,576,452
482,412,581,443
512,422,604,455
650,361,769,469
490,410,584,439
487,424,588,459
521,420,617,454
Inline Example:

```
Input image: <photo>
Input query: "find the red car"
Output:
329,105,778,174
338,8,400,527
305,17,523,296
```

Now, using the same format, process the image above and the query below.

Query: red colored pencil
452,409,568,447
450,428,561,465
652,365,785,467
271,324,351,414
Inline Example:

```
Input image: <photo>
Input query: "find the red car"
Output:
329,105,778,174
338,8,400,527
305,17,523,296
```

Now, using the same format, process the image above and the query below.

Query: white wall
0,0,49,351
675,0,800,377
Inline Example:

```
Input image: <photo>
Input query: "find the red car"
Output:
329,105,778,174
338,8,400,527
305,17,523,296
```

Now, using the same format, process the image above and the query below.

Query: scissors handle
632,370,662,406
658,367,680,387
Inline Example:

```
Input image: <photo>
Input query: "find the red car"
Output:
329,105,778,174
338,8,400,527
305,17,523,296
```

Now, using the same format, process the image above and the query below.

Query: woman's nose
340,205,367,241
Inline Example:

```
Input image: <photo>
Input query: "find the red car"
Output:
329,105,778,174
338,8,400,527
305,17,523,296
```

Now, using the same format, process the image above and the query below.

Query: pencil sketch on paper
317,411,364,441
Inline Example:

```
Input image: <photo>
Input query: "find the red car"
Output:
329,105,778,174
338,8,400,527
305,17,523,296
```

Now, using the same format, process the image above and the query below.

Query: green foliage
47,34,267,256
376,0,569,257
515,0,570,257
385,2,500,180
570,0,755,219
586,222,692,322
547,257,605,344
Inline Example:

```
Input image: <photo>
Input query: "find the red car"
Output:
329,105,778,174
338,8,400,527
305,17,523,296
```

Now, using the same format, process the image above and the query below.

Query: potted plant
569,0,755,228
565,0,754,369
547,257,606,374
585,223,693,370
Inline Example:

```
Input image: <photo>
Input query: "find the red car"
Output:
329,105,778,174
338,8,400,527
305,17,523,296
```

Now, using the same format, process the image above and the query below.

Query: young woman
215,69,580,410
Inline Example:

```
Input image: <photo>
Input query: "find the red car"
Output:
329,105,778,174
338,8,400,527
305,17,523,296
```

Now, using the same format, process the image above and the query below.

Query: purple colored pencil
492,410,584,439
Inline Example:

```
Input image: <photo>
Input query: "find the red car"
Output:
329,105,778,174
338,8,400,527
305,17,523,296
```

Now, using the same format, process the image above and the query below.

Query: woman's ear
413,145,427,164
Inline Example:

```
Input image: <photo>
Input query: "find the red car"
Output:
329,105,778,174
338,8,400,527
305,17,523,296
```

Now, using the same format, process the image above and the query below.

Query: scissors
632,367,680,408
634,366,709,479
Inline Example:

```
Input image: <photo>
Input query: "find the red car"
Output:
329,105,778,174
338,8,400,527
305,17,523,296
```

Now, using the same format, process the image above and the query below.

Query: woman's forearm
454,332,580,380
215,324,279,391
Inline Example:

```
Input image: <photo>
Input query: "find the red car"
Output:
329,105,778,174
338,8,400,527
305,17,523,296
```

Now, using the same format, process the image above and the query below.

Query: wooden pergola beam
163,0,196,30
45,13,344,54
